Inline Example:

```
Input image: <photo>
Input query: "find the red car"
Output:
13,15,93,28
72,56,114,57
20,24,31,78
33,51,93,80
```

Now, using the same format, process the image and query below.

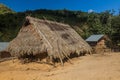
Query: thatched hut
7,16,91,64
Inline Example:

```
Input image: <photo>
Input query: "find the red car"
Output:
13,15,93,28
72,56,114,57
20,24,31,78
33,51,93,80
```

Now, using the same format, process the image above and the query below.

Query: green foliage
111,16,120,44
0,4,14,14
0,4,119,46
0,13,25,41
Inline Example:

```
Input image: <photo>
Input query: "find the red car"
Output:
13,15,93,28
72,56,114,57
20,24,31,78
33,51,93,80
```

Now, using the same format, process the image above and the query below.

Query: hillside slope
0,4,14,14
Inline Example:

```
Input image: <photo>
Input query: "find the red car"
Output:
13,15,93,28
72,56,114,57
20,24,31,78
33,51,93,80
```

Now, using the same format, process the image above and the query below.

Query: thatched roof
7,16,91,64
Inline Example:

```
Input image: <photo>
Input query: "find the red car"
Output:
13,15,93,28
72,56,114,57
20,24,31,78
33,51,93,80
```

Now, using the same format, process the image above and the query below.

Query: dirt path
0,52,120,80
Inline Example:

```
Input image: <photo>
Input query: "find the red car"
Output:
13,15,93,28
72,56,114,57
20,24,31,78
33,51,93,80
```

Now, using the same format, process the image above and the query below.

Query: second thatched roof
7,16,91,63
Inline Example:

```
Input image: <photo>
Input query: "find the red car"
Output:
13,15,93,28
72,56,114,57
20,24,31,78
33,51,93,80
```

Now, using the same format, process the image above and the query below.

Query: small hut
7,16,91,64
0,42,11,58
0,42,9,51
86,34,108,53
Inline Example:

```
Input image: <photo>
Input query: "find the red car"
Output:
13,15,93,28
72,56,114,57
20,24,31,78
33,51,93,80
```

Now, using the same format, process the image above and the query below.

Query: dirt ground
0,52,120,80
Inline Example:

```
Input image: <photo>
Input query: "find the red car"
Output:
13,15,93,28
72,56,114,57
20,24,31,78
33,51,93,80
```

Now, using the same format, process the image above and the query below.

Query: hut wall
96,39,106,49
87,42,97,47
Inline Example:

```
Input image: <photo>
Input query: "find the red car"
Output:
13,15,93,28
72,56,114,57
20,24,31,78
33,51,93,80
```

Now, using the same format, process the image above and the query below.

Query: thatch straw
7,16,92,64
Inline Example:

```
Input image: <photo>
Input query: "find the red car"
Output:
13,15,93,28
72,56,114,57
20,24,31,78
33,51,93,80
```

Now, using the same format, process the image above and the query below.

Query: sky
0,0,120,13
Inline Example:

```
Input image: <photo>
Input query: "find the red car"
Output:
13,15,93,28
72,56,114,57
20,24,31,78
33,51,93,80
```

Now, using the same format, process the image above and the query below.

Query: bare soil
0,52,120,80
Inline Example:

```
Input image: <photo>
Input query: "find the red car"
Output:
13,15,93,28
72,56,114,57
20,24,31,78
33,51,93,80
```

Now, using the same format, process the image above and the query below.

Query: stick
62,50,72,64
0,57,17,63
57,39,64,66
